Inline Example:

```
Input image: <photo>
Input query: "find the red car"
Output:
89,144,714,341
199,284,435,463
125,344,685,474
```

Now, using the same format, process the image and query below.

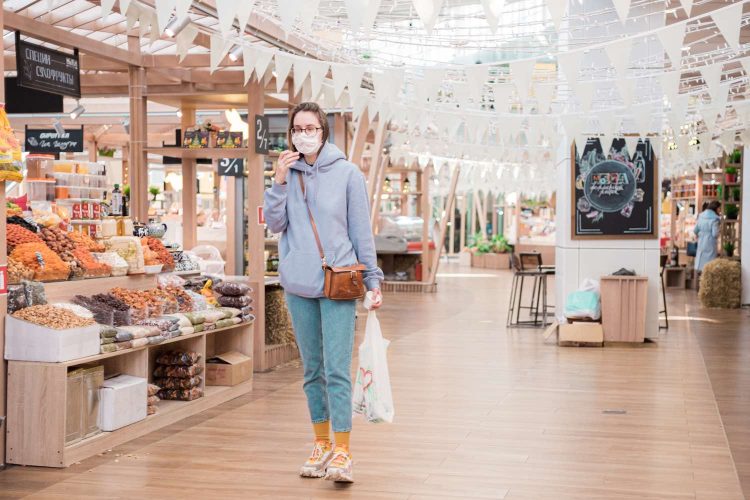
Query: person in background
693,200,721,291
263,102,384,484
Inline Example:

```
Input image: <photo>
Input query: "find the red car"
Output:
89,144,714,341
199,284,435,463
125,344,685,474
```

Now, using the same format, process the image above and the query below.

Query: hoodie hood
700,209,719,220
290,141,346,173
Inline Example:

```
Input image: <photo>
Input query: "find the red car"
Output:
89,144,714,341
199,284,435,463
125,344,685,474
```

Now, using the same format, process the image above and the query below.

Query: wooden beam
348,108,369,164
421,163,433,281
128,34,148,223
370,155,388,231
428,166,461,284
4,54,127,72
4,10,141,66
366,120,386,205
334,113,346,153
246,80,267,371
181,106,197,251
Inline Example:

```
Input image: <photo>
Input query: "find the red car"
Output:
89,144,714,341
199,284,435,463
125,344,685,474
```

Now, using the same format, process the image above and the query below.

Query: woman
693,200,720,291
263,102,384,484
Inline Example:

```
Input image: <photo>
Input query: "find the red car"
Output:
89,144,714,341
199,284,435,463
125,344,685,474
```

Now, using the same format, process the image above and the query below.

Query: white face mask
292,132,321,155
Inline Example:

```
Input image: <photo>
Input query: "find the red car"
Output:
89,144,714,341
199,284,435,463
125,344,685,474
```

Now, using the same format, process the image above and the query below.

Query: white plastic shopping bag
352,310,395,423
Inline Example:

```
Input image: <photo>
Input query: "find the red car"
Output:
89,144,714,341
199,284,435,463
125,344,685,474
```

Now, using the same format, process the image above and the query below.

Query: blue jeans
285,293,356,433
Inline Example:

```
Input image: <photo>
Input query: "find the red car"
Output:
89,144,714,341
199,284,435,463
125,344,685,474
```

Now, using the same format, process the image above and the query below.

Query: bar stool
506,252,556,328
659,254,669,330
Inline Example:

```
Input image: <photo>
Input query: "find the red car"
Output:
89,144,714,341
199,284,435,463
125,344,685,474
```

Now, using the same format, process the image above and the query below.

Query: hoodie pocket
279,250,334,297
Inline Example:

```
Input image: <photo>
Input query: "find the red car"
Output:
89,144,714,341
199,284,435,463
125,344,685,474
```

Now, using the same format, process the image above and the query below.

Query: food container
25,154,55,178
144,264,163,274
81,365,104,438
54,161,75,173
101,217,118,238
26,179,56,202
66,369,84,445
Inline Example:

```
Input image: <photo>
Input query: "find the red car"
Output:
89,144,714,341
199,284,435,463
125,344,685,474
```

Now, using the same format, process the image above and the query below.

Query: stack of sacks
154,351,203,401
114,325,163,349
215,307,244,329
213,281,253,311
99,325,118,353
147,384,160,415
138,317,180,340
164,312,205,335
199,309,226,331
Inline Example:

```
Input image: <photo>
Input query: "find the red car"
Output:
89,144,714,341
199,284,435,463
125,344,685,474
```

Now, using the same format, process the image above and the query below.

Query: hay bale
699,258,741,308
265,287,297,346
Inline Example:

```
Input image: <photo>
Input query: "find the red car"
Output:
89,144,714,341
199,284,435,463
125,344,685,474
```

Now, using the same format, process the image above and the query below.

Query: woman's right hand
275,150,300,185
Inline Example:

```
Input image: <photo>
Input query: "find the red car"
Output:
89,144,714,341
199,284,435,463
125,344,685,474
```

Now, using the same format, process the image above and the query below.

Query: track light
228,45,243,62
176,110,183,118
122,118,130,135
164,16,190,38
70,102,85,120
53,119,65,135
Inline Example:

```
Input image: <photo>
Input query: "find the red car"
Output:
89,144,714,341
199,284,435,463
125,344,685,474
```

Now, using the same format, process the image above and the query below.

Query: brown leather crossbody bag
297,173,366,301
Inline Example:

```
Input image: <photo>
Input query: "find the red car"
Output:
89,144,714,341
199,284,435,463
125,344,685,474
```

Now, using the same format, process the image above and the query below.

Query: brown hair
708,200,721,213
288,102,329,153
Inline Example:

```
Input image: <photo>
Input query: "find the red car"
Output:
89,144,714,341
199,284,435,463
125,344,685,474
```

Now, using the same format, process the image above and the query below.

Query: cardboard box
206,351,252,386
4,316,100,362
98,375,147,431
559,322,603,347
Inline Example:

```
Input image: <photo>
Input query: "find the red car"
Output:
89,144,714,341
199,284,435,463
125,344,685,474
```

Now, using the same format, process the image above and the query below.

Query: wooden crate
600,276,648,343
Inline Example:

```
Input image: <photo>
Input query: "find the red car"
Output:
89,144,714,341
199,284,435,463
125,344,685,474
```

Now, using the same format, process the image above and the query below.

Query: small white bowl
144,264,164,274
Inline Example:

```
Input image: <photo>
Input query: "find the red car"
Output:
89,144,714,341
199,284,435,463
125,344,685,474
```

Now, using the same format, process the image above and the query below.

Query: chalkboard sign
25,127,84,153
15,33,80,98
218,158,244,177
254,114,269,154
572,138,657,239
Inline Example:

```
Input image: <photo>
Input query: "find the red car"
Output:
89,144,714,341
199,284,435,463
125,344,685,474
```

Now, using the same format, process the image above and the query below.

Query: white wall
555,138,661,339
742,145,750,305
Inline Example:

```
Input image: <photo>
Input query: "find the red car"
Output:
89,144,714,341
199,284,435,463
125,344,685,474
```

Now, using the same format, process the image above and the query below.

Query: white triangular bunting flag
210,34,231,74
481,0,504,33
703,111,718,134
155,0,176,34
349,88,369,120
465,65,489,103
347,66,365,92
561,115,583,140
236,1,254,30
277,0,298,32
412,0,446,34
604,37,633,78
546,0,568,31
274,53,295,93
251,47,275,82
308,60,330,99
615,78,636,107
576,81,596,112
372,68,404,103
611,0,631,23
701,62,724,101
242,47,254,83
624,135,639,157
175,0,191,21
344,0,364,31
656,21,686,68
125,4,139,30
101,0,116,19
712,2,743,51
121,0,132,15
215,0,236,37
452,82,471,107
671,94,689,124
534,83,556,113
362,0,383,34
175,24,197,62
510,59,536,101
557,50,583,86
422,67,446,102
714,84,730,115
493,83,514,112
331,64,352,101
659,70,681,100
292,57,311,96
741,129,750,145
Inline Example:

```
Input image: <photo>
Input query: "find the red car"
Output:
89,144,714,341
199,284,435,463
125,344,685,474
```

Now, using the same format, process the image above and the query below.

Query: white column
741,146,750,305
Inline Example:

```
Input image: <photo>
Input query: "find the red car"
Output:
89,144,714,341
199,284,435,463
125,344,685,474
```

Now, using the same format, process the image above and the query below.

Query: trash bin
600,276,648,342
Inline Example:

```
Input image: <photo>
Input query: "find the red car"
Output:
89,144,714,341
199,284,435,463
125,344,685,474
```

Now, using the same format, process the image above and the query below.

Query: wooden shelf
145,147,249,159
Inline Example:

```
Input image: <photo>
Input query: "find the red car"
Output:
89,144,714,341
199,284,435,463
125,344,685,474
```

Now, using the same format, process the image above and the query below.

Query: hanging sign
254,114,269,154
15,32,80,98
25,127,84,153
572,138,657,239
218,158,244,177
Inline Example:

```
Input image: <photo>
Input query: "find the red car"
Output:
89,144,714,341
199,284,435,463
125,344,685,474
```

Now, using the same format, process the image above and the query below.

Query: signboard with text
218,158,244,177
25,127,84,153
15,33,80,98
254,114,269,154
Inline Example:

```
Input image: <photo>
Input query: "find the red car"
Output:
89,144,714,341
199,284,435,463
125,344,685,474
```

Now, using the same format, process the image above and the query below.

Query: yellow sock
334,431,350,451
313,421,330,443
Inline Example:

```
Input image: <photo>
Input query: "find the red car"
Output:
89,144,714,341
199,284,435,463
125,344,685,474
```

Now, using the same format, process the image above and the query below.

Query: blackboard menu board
15,33,80,98
25,127,84,153
572,137,657,239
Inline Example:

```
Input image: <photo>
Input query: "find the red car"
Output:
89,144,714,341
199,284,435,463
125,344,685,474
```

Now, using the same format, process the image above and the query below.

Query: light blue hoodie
693,209,720,272
263,142,384,298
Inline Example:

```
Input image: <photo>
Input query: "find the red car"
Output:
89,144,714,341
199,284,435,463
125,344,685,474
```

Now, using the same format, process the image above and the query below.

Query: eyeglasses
290,126,322,136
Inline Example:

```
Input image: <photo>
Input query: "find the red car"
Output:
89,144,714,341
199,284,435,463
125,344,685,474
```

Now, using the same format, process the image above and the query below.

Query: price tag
255,114,269,154
218,158,244,177
257,206,265,225
0,265,7,295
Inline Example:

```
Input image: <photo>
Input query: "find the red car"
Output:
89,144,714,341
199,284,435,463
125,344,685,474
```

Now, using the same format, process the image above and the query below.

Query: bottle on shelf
111,184,123,216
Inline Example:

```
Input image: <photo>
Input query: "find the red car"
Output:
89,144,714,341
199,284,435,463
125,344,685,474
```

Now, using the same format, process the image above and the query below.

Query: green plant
731,149,742,163
724,241,735,257
468,232,492,254
148,185,161,200
726,166,738,175
725,203,739,219
123,185,130,197
733,187,741,201
97,147,115,158
490,234,511,254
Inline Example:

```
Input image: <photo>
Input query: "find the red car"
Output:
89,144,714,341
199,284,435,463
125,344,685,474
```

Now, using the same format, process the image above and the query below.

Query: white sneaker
299,440,333,478
325,447,354,483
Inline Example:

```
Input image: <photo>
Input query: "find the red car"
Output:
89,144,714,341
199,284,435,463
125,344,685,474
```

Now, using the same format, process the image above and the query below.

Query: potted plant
725,203,739,220
484,234,513,269
730,149,742,164
148,185,161,201
724,241,735,257
725,165,738,184
732,187,741,202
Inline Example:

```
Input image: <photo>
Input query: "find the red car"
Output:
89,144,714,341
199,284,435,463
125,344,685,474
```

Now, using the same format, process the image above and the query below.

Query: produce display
163,285,194,312
0,103,23,182
110,287,150,322
72,248,112,278
7,223,43,251
9,243,70,282
68,231,106,253
12,304,95,329
143,237,175,271
7,215,37,233
8,257,35,284
40,226,77,261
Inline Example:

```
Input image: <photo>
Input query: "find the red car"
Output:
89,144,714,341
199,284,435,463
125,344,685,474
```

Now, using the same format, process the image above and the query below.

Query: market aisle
0,265,743,499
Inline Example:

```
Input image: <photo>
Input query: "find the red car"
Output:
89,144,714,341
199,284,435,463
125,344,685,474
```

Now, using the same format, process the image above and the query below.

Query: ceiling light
69,102,85,120
53,119,65,135
164,16,190,38
176,110,183,118
228,45,243,62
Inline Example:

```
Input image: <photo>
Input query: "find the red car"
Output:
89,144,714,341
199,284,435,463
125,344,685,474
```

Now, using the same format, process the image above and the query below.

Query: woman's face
293,111,322,138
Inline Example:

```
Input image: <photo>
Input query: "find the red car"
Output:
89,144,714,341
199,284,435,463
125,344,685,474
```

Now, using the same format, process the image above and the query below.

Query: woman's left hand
370,288,383,310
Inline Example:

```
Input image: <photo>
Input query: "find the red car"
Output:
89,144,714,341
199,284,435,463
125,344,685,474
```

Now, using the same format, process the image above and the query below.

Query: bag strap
297,173,327,266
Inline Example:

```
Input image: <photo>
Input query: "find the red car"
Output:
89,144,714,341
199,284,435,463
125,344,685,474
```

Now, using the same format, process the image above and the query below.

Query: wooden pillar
247,80,267,371
428,165,461,284
366,120,387,204
334,113,346,152
225,177,238,275
459,194,467,251
181,106,197,250
348,107,369,164
122,144,130,190
0,2,7,467
128,34,148,223
88,140,98,162
449,199,456,255
370,155,388,231
421,162,433,281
